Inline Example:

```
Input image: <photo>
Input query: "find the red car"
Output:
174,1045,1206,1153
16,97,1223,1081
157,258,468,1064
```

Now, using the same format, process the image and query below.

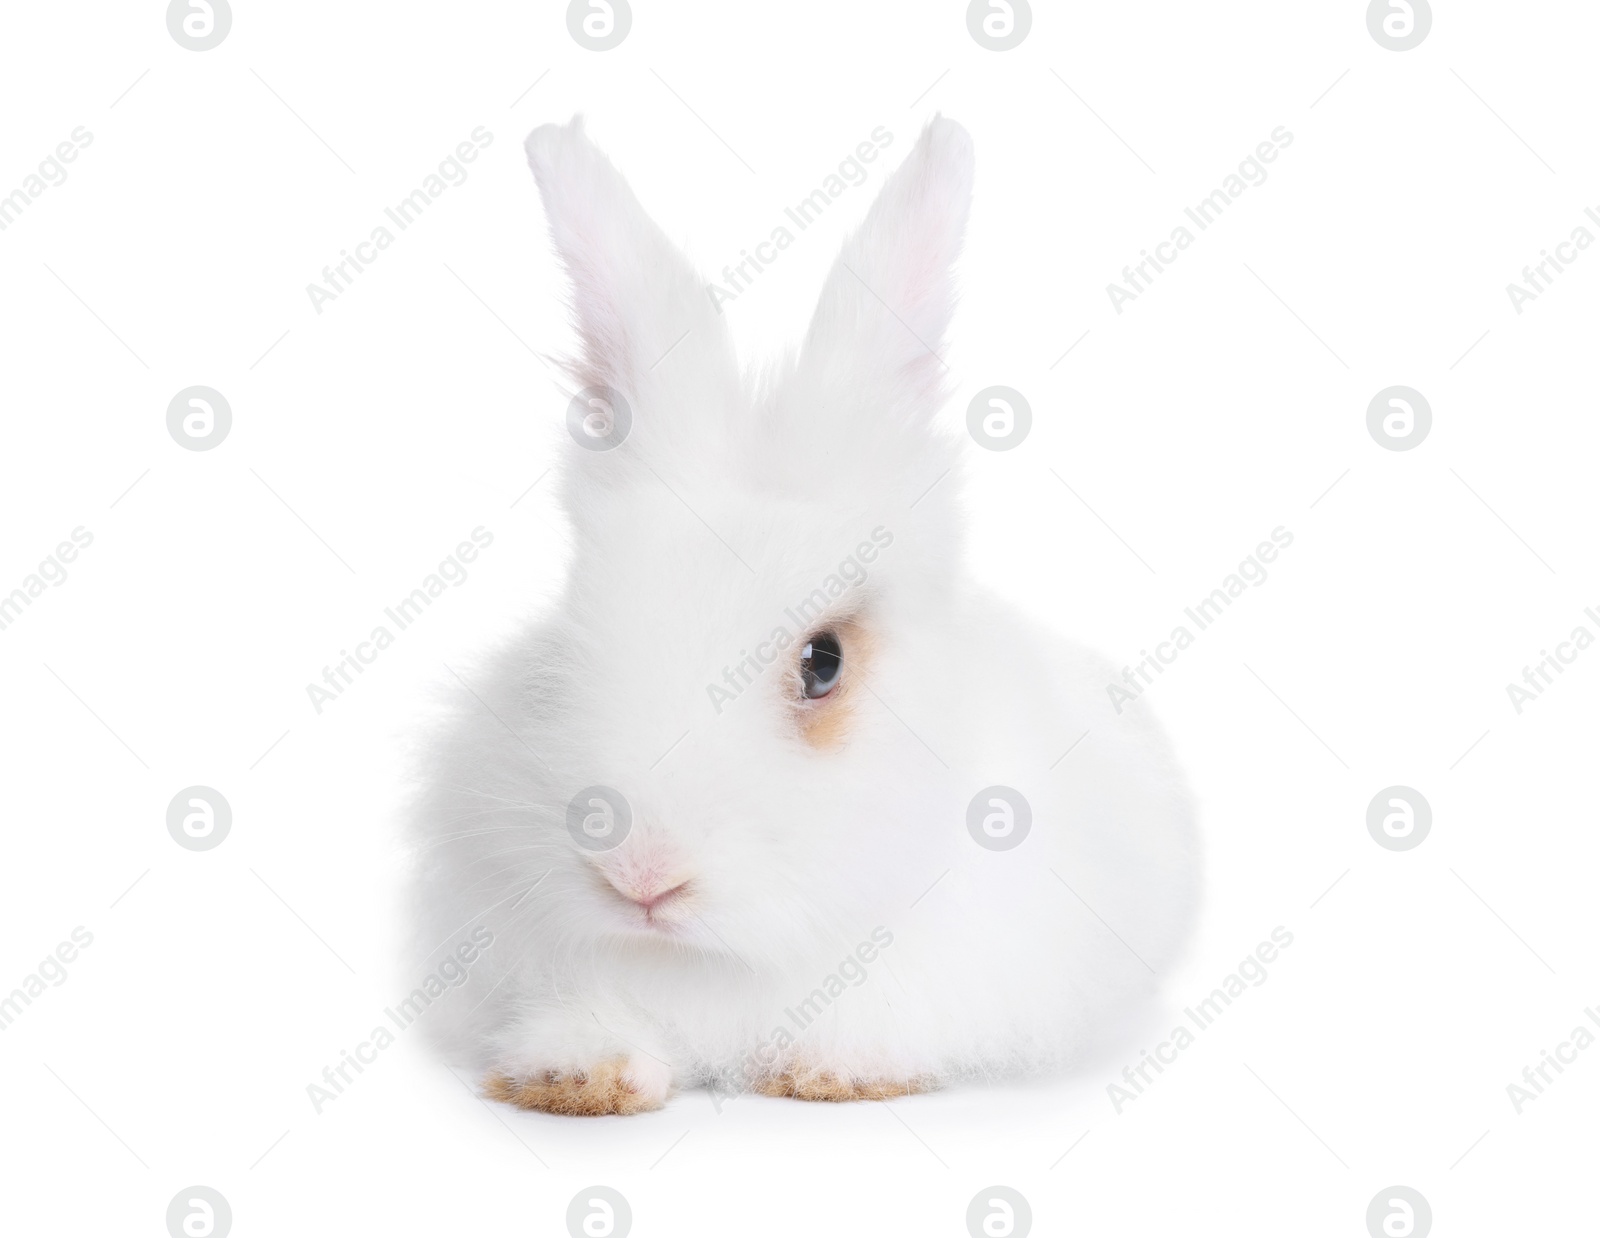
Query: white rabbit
408,115,1198,1114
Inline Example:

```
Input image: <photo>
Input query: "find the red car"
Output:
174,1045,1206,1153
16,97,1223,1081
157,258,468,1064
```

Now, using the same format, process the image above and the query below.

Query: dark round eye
800,631,842,699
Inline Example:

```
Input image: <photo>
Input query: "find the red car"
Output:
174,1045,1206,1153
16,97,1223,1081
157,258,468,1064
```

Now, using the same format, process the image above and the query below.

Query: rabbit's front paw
484,1055,672,1116
754,1065,934,1102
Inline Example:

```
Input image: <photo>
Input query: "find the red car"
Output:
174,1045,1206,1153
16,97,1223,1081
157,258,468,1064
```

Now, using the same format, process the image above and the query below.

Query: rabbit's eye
800,631,843,699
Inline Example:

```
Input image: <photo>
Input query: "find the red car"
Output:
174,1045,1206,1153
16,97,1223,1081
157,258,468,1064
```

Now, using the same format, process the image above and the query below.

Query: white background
1,1,1596,1234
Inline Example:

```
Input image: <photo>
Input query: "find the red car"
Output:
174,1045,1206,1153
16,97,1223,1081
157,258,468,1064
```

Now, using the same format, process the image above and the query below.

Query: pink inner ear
901,234,954,333
530,120,714,396
869,226,960,388
840,126,970,377
545,202,638,390
569,271,635,391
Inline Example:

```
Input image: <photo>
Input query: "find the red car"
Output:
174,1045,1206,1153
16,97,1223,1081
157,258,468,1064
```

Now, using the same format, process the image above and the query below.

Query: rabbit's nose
593,836,696,918
609,875,693,912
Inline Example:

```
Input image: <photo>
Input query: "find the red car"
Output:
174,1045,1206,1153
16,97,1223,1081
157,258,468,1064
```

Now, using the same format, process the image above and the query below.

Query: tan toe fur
484,1058,665,1116
754,1067,932,1102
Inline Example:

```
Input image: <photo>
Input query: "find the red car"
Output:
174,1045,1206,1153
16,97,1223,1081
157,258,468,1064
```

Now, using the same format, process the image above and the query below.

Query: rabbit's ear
524,117,733,400
794,118,973,411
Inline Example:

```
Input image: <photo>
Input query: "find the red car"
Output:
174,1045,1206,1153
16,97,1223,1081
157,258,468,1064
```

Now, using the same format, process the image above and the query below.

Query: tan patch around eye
796,618,872,750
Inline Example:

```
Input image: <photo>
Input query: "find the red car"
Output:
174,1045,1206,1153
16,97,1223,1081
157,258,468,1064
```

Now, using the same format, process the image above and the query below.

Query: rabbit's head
513,117,976,965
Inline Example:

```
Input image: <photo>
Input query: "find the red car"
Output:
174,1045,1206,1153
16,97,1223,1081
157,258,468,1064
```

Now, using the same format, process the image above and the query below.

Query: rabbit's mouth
636,880,693,926
601,871,697,931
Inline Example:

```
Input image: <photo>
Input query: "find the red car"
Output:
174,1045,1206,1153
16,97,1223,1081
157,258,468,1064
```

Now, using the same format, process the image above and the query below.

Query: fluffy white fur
408,116,1199,1110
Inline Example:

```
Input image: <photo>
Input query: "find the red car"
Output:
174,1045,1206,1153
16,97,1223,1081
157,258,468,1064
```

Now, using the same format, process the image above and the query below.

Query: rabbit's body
409,117,1197,1113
